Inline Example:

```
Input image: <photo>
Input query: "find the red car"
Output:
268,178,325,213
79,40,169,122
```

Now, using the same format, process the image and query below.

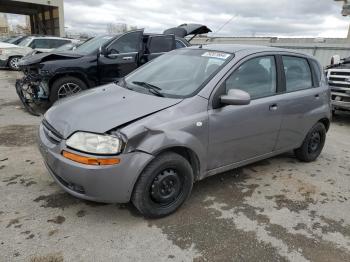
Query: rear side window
148,35,174,53
49,39,71,49
282,56,312,92
225,56,277,99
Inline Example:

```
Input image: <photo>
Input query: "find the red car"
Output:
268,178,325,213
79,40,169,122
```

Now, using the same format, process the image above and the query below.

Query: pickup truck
16,24,211,115
326,55,350,114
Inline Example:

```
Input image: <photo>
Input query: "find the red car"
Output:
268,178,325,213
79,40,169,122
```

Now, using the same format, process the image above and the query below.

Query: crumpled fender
124,120,208,178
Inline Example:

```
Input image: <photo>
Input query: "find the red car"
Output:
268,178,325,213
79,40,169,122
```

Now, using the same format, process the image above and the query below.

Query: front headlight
66,132,123,155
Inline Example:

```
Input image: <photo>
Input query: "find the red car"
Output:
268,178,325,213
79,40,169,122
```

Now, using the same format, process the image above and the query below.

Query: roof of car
26,36,73,40
188,44,301,55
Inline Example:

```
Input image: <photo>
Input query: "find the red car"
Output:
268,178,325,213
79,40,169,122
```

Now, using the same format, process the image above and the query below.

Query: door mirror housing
220,89,251,106
330,55,340,65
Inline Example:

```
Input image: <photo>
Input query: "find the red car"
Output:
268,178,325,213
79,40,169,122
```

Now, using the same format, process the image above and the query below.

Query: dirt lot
0,69,349,262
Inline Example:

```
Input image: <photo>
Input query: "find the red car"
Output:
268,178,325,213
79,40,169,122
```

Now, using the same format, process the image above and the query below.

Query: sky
5,0,350,37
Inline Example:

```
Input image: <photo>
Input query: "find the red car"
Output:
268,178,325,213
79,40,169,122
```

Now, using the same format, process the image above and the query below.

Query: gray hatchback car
38,44,331,217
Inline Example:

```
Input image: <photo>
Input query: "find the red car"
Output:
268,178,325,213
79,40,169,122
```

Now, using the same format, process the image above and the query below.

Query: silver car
38,44,331,217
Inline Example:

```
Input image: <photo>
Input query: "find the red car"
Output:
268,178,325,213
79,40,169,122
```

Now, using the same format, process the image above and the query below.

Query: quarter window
225,56,277,99
282,56,312,91
175,40,186,49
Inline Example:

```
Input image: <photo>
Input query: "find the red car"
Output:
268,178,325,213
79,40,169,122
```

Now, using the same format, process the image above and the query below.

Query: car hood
0,42,18,48
163,23,212,38
19,51,83,66
45,84,182,138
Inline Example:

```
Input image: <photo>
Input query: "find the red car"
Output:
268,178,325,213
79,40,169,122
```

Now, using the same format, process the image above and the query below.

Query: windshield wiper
115,77,133,90
132,81,164,97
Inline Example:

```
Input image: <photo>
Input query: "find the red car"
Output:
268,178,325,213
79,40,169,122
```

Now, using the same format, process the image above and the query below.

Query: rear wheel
50,76,87,104
132,152,194,218
294,122,326,162
8,56,22,71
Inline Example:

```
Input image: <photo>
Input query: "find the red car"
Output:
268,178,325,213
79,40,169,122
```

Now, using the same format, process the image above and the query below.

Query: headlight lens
66,132,122,155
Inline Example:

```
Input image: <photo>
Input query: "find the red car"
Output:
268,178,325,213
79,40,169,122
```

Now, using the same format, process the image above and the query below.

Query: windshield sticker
202,52,230,60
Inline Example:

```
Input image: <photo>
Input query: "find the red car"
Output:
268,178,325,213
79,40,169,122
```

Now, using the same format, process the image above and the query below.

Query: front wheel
50,76,87,104
132,152,194,218
294,122,326,162
8,56,22,71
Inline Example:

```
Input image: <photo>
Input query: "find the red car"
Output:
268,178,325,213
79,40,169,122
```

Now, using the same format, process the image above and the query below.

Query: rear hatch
163,24,212,38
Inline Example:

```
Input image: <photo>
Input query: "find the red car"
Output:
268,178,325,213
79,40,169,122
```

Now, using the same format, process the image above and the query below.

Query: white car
0,36,76,70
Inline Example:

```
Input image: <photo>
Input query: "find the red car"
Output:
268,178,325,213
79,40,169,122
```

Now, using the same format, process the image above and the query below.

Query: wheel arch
153,146,201,181
318,117,330,131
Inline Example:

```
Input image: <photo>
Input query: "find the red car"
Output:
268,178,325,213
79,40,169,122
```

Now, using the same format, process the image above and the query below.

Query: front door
208,55,283,170
98,30,143,84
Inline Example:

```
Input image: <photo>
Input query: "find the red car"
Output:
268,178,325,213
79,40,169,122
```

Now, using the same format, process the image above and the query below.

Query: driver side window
108,32,140,54
225,56,277,99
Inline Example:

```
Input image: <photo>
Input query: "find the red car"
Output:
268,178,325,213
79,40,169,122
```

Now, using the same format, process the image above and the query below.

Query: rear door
274,55,326,150
98,30,143,84
143,35,175,63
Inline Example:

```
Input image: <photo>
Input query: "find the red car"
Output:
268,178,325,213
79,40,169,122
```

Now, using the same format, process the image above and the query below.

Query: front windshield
7,36,22,44
124,49,232,98
18,37,32,46
74,35,113,54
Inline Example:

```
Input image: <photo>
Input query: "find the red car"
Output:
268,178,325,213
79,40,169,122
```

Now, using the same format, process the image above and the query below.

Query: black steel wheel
132,152,194,218
294,122,326,162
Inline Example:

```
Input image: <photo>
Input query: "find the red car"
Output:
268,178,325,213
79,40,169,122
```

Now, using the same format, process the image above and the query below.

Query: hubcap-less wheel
150,169,182,205
9,57,20,70
308,131,321,153
57,82,81,99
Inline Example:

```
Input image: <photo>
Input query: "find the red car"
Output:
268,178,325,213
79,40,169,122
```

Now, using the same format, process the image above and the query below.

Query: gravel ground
0,70,349,262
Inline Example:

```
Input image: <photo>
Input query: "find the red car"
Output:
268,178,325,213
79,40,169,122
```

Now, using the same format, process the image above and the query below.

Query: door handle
315,94,320,99
269,104,278,111
122,56,133,60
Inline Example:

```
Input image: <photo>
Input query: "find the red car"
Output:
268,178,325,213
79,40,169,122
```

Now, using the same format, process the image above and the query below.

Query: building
0,13,9,35
0,0,64,36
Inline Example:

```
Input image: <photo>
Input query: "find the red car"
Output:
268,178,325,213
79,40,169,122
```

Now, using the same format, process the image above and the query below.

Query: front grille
42,119,63,144
327,69,350,100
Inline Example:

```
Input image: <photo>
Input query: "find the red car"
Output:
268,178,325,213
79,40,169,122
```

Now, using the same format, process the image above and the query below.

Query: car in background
326,55,350,114
1,35,29,45
16,24,210,114
37,44,330,217
0,36,77,70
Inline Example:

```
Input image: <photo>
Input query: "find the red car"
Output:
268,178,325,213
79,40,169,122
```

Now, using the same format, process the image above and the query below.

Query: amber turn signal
62,151,120,165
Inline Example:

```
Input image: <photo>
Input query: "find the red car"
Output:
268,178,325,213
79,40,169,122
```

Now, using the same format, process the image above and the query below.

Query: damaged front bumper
16,72,49,116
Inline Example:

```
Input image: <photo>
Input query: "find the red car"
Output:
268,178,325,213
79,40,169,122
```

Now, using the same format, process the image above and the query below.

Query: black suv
16,24,211,115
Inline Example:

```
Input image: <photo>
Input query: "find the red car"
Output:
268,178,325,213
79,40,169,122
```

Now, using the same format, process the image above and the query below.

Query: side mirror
330,55,340,65
220,89,251,106
99,45,109,56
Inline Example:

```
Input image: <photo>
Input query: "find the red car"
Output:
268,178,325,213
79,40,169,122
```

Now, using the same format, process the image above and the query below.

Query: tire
294,122,326,162
8,56,22,71
50,76,87,104
132,152,194,218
